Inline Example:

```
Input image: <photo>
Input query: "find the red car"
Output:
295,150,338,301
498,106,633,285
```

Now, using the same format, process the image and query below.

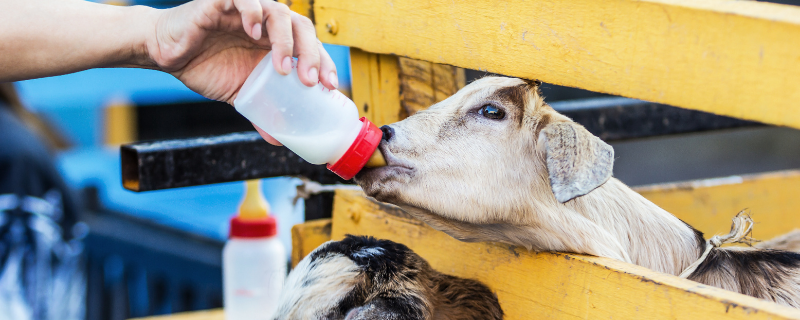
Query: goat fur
354,76,800,307
274,235,503,320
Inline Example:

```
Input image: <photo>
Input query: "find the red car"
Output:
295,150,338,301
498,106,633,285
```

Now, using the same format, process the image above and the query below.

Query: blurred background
4,0,800,319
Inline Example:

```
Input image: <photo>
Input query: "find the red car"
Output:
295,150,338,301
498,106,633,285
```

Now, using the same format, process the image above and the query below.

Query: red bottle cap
327,117,382,180
229,215,277,238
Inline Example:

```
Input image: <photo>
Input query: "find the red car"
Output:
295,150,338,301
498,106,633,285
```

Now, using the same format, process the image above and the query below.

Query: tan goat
355,76,800,307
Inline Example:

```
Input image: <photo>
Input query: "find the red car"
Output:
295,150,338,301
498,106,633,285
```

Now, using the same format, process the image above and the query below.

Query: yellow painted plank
331,189,800,320
277,0,312,21
128,168,800,320
349,48,403,127
636,170,800,242
290,218,332,268
104,99,137,145
315,0,800,129
128,309,222,320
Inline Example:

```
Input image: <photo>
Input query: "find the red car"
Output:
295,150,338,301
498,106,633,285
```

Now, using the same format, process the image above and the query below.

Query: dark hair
0,83,71,150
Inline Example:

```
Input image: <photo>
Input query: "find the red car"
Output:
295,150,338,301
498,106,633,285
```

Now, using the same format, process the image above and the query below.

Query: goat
354,76,800,307
274,235,503,320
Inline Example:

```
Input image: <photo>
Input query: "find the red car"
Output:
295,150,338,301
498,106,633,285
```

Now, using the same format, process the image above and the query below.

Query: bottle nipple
238,179,270,220
365,149,386,168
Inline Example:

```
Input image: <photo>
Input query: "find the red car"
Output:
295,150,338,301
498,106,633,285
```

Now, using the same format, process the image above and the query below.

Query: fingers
233,0,264,40
290,12,321,87
252,123,282,146
259,0,294,75
252,1,335,88
317,42,338,90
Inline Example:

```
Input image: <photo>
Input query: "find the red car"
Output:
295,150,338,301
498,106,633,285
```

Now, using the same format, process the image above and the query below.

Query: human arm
0,0,337,144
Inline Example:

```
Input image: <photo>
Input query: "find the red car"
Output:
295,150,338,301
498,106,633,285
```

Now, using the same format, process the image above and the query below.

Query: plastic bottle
234,52,385,180
223,180,286,320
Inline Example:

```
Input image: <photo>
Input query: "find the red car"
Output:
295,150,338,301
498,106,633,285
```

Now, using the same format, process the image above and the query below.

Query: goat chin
355,76,800,308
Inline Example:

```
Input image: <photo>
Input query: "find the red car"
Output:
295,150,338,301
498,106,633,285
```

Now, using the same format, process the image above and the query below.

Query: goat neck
564,178,705,275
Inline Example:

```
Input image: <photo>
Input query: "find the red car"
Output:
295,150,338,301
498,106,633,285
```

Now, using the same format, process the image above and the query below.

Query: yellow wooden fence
135,0,800,319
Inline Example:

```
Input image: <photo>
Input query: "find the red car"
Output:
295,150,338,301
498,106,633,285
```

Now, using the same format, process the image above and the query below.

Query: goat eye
478,105,505,120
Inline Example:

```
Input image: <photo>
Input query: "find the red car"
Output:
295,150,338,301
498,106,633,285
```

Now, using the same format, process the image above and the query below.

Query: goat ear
540,122,614,203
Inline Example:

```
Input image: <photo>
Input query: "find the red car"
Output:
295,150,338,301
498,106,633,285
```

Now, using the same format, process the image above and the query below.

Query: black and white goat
354,76,800,307
274,235,504,320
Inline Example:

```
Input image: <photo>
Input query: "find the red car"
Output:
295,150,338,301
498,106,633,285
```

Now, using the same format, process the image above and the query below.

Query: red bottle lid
229,215,277,238
327,117,382,180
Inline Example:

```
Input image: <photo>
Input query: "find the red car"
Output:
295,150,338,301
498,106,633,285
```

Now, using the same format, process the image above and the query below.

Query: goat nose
381,125,395,141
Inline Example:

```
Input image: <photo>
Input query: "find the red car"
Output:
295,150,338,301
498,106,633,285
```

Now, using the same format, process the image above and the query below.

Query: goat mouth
354,147,414,183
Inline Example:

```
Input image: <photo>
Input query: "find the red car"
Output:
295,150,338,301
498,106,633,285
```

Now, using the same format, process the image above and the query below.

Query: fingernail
329,72,338,89
251,23,261,40
281,56,293,74
308,67,319,85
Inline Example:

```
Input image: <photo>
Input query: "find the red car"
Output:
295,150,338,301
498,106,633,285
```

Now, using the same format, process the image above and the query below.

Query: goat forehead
427,77,528,113
428,78,537,124
468,76,527,89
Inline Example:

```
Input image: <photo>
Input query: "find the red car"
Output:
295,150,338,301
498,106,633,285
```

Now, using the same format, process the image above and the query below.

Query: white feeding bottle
223,180,286,320
234,52,385,180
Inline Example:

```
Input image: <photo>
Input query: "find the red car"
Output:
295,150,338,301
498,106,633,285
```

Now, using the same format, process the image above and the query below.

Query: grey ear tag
542,122,614,203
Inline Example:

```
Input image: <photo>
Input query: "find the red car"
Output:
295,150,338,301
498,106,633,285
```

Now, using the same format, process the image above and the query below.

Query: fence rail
321,187,800,320
309,0,800,129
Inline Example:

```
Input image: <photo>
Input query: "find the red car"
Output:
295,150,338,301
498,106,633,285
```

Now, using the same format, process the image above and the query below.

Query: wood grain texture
315,0,800,129
290,218,332,268
637,170,800,243
350,48,403,127
128,309,222,320
398,57,466,116
331,189,800,320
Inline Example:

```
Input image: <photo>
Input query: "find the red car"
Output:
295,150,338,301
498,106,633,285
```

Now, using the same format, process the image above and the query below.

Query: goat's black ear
539,122,614,203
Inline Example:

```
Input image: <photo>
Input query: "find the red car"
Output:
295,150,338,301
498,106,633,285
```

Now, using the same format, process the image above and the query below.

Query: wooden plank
129,170,800,320
350,50,467,126
128,309,222,320
315,0,800,129
636,170,800,242
277,0,313,22
397,57,466,116
349,48,403,127
331,189,800,320
286,170,800,263
104,99,136,146
290,218,332,268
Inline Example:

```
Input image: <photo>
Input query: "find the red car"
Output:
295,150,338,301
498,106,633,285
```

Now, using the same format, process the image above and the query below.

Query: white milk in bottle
233,52,384,179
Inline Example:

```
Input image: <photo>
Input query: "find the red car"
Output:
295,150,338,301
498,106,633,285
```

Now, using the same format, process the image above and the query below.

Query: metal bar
121,98,761,192
552,98,763,141
121,132,346,192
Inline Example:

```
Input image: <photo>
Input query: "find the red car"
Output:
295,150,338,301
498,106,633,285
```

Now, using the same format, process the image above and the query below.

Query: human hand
144,0,337,145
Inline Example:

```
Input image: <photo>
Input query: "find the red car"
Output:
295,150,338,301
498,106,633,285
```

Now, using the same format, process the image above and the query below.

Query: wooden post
350,49,467,127
397,57,466,117
349,48,403,127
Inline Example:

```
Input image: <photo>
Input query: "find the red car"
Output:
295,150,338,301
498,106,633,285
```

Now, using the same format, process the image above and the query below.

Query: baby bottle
233,52,385,180
223,180,286,320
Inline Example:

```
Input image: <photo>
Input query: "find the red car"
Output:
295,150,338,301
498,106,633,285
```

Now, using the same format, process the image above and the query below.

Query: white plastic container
233,52,384,180
223,237,285,320
234,52,363,165
223,180,286,320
